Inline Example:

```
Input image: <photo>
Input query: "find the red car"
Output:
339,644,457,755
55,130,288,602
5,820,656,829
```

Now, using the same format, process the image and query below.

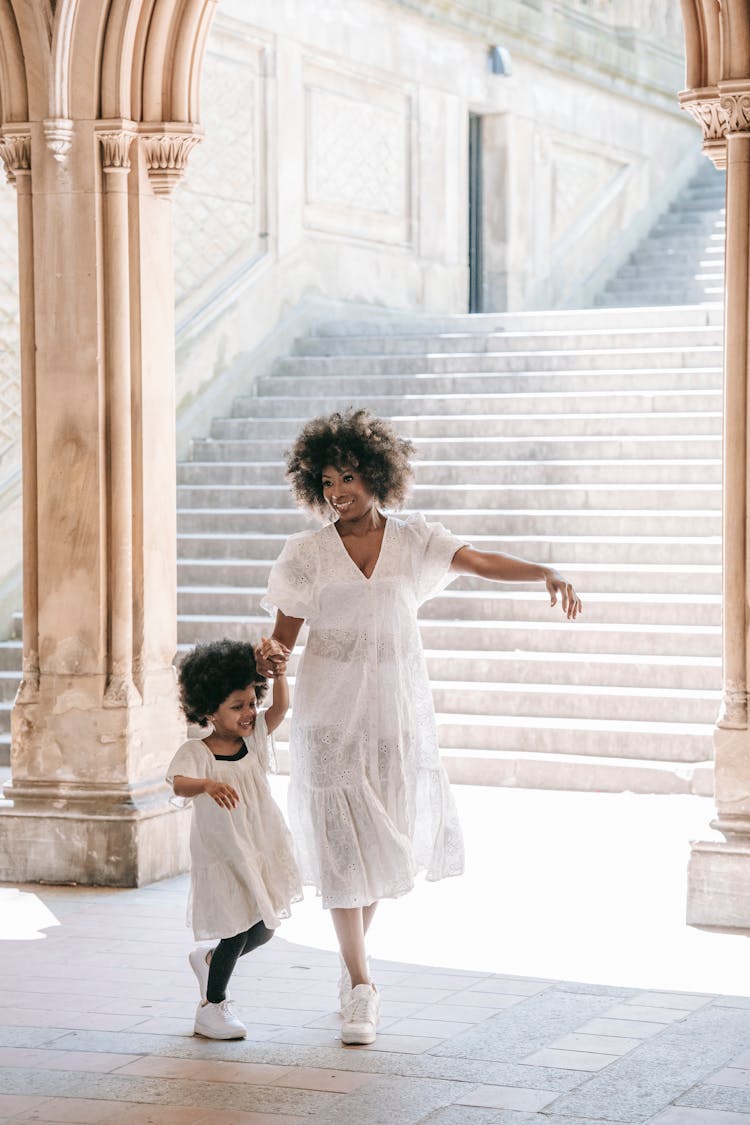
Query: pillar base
0,798,190,886
687,835,750,928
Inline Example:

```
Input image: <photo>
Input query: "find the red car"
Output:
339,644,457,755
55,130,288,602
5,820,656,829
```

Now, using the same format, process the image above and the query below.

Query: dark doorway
468,113,483,313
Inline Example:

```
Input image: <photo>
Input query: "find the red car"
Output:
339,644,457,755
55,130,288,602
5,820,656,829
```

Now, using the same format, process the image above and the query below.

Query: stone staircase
175,303,723,794
594,162,725,306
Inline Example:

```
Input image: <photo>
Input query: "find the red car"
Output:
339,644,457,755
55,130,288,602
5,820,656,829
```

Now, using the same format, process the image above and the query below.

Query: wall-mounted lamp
488,45,512,76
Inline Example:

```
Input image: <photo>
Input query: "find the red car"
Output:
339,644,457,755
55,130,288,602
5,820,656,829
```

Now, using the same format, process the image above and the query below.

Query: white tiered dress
261,513,466,909
166,712,303,940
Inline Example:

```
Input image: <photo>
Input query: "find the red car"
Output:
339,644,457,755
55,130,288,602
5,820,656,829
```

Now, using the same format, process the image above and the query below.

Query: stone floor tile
398,973,489,992
604,1004,692,1023
123,1017,196,1036
381,1017,474,1039
551,1032,642,1055
270,1066,376,1092
343,1033,444,1054
522,1046,615,1071
648,1109,750,1124
728,1049,750,1069
632,993,715,1011
103,1107,225,1125
15,1097,141,1122
303,1074,467,1124
578,1017,667,1039
467,978,551,997
0,1009,142,1032
417,1106,500,1124
112,1056,290,1084
455,992,525,1010
455,1081,560,1110
268,1028,343,1047
409,1003,498,1023
385,987,472,1005
0,1094,47,1118
707,1069,750,1089
0,1046,140,1073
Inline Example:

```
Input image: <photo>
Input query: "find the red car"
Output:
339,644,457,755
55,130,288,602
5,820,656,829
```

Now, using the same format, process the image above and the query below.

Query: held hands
255,636,291,678
545,570,583,620
204,779,240,810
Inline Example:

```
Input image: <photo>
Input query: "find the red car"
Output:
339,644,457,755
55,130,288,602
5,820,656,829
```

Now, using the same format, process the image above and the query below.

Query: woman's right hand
204,779,240,810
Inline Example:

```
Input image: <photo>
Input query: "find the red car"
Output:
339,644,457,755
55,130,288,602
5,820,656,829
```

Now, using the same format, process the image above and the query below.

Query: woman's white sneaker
341,983,379,1045
338,954,371,1014
188,946,215,1002
194,999,247,1040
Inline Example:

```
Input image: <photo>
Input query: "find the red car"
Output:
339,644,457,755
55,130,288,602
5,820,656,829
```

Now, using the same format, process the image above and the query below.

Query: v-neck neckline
331,517,389,582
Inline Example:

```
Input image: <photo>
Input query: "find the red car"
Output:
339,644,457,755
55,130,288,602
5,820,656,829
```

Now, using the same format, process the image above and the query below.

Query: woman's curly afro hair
178,639,267,726
285,409,415,514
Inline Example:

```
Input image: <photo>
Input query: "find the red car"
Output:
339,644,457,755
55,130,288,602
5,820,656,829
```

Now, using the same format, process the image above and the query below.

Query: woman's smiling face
321,464,376,523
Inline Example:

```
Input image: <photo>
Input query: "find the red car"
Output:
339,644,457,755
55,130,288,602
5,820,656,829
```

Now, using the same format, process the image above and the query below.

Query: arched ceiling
0,0,217,128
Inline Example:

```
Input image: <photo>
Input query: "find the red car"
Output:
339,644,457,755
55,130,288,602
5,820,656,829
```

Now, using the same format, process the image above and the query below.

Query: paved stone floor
2,782,750,1124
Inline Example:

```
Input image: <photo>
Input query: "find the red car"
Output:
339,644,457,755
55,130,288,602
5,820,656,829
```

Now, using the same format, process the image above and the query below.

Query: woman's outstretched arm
450,546,583,620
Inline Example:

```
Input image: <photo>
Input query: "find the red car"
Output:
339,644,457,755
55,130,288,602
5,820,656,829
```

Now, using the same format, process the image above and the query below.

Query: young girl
167,638,302,1040
257,409,582,1046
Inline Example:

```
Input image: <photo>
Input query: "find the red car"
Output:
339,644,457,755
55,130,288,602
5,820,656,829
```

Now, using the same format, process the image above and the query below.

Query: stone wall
173,0,700,452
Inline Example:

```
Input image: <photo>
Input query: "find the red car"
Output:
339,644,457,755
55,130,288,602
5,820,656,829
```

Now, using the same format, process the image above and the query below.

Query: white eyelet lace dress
166,711,303,940
261,513,466,909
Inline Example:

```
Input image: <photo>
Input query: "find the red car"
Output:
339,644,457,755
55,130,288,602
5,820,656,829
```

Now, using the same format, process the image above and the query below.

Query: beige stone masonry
0,0,217,886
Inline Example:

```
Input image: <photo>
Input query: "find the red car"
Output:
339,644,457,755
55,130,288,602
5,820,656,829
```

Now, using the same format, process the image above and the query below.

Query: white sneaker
194,999,247,1040
188,946,216,1002
341,983,379,1045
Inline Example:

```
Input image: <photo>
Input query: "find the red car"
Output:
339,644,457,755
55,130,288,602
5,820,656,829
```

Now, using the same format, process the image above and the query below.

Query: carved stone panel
303,60,413,246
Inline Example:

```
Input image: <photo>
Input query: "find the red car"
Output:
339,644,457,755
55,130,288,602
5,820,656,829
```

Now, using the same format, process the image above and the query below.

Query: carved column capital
0,129,31,186
679,90,728,169
720,90,750,135
96,123,137,173
140,125,203,196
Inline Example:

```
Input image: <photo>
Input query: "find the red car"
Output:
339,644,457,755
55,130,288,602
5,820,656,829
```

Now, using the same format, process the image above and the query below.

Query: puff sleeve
405,513,467,605
165,740,207,807
261,531,320,621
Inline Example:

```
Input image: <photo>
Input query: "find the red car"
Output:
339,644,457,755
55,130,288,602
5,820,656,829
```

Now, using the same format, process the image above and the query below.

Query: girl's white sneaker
194,999,247,1040
338,954,371,1014
341,983,379,1045
188,946,215,1002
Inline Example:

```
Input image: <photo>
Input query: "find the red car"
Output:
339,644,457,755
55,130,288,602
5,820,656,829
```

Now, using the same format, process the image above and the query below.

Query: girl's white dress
166,712,302,940
261,513,466,909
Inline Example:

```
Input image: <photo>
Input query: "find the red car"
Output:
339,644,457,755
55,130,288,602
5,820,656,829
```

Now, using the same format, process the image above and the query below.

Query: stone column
683,86,750,926
0,120,190,886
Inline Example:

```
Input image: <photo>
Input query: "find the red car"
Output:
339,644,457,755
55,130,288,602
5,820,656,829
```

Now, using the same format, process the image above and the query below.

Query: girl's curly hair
178,639,268,725
285,409,414,514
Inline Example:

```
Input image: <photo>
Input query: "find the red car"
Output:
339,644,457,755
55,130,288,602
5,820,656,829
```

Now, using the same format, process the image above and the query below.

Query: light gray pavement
1,779,749,1124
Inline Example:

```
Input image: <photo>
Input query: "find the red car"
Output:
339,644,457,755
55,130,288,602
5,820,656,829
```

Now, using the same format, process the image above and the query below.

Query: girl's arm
172,775,239,810
264,672,289,736
450,546,583,620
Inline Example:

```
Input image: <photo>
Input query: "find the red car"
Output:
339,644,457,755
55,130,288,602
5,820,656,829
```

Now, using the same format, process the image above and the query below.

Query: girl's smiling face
321,464,376,523
211,686,257,741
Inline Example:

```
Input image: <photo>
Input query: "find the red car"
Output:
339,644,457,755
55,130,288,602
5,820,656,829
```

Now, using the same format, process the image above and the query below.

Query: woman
257,409,582,1045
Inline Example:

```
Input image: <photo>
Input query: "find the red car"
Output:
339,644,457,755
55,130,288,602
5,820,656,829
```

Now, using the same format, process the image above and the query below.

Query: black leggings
206,921,274,1004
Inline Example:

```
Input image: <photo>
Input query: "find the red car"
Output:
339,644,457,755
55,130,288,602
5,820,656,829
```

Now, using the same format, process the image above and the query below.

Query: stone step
176,613,721,658
273,346,722,376
293,327,724,356
175,532,720,566
428,681,718,725
190,435,723,462
211,412,722,441
433,712,713,762
176,585,721,628
254,368,723,399
177,457,722,487
176,558,721,596
311,305,724,335
437,747,713,795
239,389,723,419
176,481,721,513
176,506,721,538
